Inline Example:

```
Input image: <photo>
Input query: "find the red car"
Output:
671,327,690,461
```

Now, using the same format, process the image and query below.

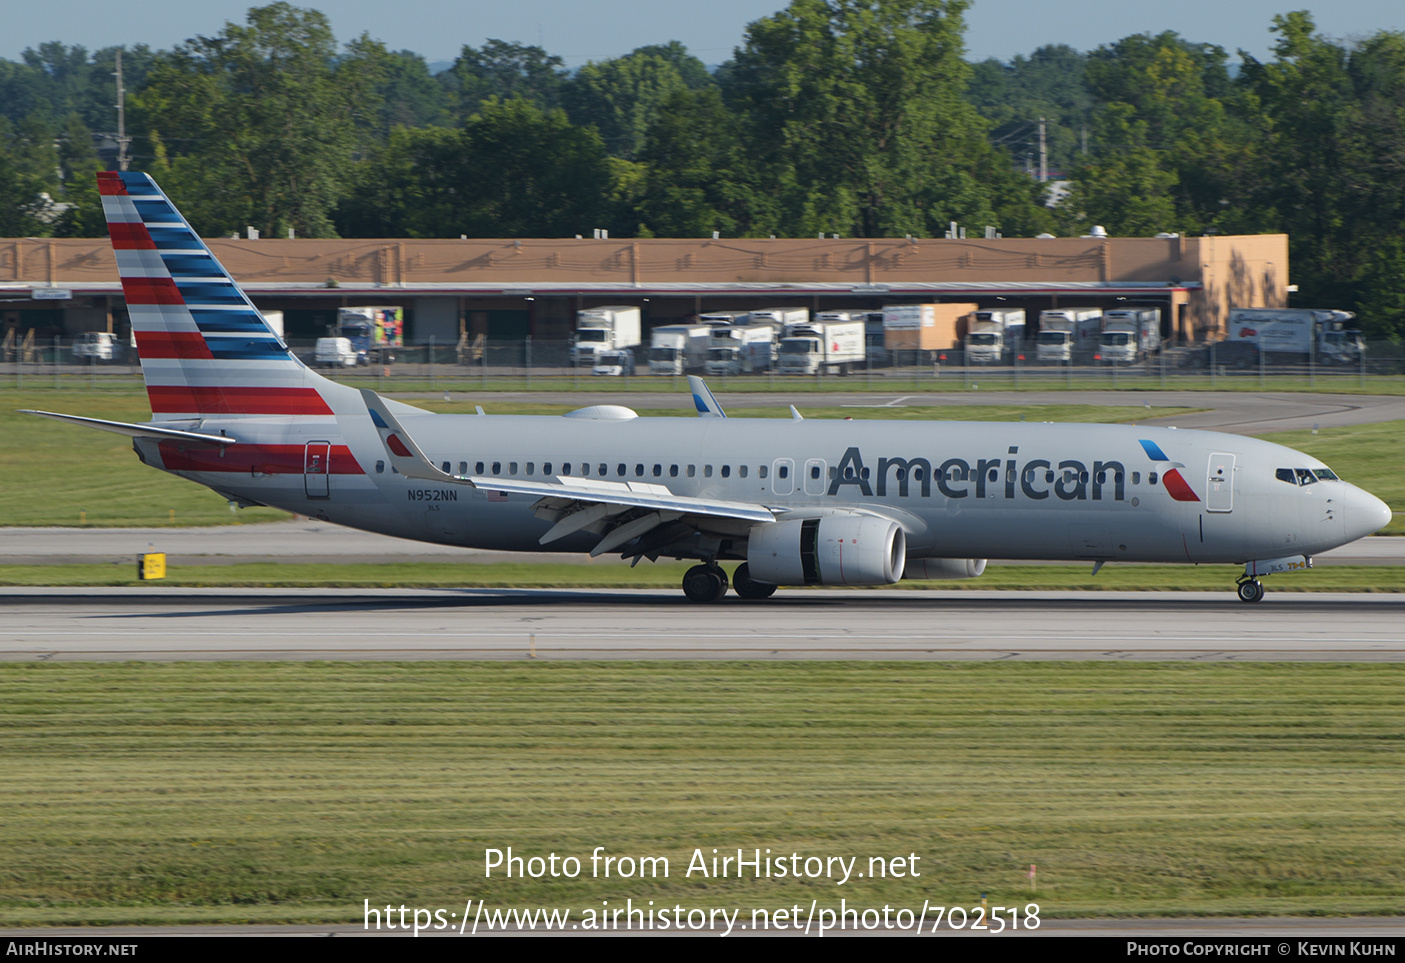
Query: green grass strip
1,661,1404,924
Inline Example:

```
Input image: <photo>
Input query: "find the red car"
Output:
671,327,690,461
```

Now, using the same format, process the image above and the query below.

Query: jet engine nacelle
902,557,987,581
747,514,906,585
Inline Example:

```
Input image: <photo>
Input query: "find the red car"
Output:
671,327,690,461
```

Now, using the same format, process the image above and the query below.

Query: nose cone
1346,485,1393,540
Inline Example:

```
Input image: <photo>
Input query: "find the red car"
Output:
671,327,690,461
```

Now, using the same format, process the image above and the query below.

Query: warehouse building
0,232,1287,349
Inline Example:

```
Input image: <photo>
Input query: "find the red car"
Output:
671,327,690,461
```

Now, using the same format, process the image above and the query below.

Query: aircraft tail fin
98,171,334,420
688,376,727,418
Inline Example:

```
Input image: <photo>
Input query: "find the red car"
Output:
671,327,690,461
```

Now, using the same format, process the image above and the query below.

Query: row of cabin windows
378,460,778,480
372,460,1162,489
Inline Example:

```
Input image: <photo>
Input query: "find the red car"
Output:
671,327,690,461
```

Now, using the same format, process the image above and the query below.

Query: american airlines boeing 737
24,172,1393,602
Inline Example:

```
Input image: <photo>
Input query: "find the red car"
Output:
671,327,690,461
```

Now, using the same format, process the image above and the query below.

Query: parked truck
704,324,779,375
1225,308,1362,365
848,311,889,367
777,319,865,375
1097,308,1161,364
1035,308,1102,363
572,306,642,367
337,307,402,365
881,303,978,358
648,323,713,375
744,307,809,331
964,309,1026,364
697,310,750,330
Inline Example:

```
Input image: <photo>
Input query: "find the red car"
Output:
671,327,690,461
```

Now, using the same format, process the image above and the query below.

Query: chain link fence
4,335,1404,393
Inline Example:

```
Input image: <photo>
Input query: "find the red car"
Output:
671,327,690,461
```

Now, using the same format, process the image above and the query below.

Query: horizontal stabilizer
21,410,236,446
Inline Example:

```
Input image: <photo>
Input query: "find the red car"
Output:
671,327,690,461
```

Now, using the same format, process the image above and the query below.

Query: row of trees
1,2,1403,336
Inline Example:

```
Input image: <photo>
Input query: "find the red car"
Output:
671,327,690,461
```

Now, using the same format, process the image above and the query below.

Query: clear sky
4,0,1402,67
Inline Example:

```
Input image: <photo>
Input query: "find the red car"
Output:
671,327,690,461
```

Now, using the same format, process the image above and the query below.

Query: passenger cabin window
704,465,713,477
475,462,485,475
721,465,731,478
687,465,696,478
1132,472,1140,485
375,460,385,474
759,466,768,479
739,465,748,479
459,462,467,475
562,463,572,475
543,462,552,475
778,465,789,479
441,462,450,473
1149,472,1158,485
653,464,662,477
509,462,518,475
670,465,679,477
492,462,501,475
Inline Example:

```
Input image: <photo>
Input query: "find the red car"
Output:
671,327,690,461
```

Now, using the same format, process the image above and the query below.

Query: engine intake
747,514,906,585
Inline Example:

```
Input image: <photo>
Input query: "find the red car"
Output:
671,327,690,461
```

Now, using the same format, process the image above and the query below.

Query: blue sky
5,0,1402,66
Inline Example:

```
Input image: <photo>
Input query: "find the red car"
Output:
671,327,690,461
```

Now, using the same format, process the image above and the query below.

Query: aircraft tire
732,563,777,600
1236,579,1265,603
682,564,728,603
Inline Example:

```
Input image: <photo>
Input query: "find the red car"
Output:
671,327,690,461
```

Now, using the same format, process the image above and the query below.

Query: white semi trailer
572,306,642,367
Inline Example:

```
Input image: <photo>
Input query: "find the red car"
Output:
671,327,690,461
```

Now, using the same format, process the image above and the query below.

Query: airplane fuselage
137,392,1379,567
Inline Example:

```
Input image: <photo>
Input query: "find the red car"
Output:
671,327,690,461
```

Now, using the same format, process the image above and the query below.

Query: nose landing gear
1236,577,1265,603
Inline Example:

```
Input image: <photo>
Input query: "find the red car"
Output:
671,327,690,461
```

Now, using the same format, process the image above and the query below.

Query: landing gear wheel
1236,579,1264,603
732,563,777,600
682,564,728,602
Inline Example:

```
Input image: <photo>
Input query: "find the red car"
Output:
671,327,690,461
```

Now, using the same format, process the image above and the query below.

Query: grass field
1,661,1403,925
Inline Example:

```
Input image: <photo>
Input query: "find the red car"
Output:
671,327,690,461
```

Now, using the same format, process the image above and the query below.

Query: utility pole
1038,116,1047,184
114,50,130,171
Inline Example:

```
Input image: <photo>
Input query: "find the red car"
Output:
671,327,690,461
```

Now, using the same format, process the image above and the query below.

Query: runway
3,587,1403,662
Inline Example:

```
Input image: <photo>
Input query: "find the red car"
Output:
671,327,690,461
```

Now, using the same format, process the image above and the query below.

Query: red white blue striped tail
98,171,334,419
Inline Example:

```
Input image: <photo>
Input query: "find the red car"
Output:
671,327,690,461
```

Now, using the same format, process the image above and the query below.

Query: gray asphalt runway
4,519,1399,566
3,587,1402,662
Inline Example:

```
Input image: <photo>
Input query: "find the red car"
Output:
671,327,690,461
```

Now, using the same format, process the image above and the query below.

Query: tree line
1,1,1403,337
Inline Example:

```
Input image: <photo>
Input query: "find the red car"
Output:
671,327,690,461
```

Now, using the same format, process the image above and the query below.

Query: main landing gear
1236,577,1265,603
732,563,777,600
680,563,779,602
682,563,728,602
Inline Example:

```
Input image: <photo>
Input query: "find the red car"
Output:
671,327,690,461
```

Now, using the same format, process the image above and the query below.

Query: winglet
687,376,727,418
360,388,468,484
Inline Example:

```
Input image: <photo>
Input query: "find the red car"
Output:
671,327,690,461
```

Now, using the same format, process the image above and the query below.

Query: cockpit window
1280,467,1336,486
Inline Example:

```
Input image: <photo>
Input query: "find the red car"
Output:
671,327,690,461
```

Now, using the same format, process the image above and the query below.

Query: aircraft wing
360,389,776,555
20,410,237,447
